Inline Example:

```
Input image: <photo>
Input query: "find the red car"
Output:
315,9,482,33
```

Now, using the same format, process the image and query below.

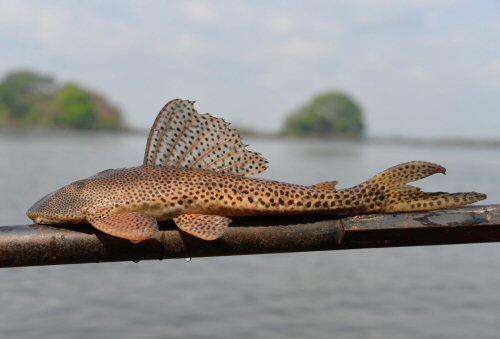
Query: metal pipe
0,205,499,268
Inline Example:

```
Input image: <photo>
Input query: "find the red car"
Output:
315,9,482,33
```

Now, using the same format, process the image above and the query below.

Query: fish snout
27,192,53,220
27,189,86,224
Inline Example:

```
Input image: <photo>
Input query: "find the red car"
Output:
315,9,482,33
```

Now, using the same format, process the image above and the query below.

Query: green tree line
0,70,122,129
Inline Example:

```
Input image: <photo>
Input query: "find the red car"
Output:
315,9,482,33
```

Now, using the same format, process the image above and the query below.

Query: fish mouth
28,214,85,225
31,216,67,225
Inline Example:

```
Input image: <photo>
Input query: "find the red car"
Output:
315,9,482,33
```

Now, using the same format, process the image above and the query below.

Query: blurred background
1,1,500,339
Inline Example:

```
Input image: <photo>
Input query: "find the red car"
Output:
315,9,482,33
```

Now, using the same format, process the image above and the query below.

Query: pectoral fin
174,214,231,240
88,212,159,243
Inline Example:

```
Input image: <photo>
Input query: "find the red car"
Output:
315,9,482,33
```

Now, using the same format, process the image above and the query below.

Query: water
1,132,500,339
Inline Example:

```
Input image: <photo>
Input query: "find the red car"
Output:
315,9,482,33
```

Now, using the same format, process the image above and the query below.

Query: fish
27,99,487,242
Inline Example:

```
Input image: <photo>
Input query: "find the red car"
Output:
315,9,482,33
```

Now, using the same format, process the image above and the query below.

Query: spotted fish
27,99,487,242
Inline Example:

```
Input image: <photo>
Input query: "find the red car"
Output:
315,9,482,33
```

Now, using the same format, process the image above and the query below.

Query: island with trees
283,91,365,139
0,70,365,138
0,70,123,130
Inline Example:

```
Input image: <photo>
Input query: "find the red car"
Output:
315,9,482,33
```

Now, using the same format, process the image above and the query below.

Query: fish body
27,99,486,242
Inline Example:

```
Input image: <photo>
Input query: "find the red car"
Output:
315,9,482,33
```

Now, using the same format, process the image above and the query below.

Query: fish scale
27,99,487,242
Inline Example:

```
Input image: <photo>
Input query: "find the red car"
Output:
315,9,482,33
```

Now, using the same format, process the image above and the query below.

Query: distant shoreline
0,125,135,136
1,125,499,148
366,136,500,148
239,131,500,148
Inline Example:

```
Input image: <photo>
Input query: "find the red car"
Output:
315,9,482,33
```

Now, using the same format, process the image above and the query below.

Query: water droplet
185,257,192,262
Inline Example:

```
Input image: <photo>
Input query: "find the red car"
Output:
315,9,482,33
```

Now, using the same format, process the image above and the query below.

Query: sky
0,0,499,138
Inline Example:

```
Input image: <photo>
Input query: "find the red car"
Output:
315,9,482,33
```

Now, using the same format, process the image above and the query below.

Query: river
0,132,499,339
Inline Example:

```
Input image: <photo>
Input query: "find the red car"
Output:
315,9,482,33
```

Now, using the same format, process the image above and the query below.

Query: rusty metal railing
0,205,499,268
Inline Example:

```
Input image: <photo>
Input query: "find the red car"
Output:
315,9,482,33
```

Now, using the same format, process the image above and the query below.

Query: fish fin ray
143,99,268,176
361,161,486,212
88,212,158,243
174,214,231,240
371,161,446,185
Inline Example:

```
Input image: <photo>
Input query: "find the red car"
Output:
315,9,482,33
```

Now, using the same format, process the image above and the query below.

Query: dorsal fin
143,99,268,176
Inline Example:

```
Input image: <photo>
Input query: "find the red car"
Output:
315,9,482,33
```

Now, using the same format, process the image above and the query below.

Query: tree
53,84,98,129
52,84,122,129
0,70,56,122
283,91,365,138
0,69,123,130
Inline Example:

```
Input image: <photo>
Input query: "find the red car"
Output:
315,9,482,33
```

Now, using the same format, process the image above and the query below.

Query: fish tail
358,161,486,213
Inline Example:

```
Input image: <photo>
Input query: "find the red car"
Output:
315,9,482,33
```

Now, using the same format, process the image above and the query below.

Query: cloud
182,1,218,24
347,0,456,26
36,8,73,47
155,33,205,57
425,30,469,48
1,1,498,138
0,1,28,21
408,66,433,83
0,2,139,54
277,38,335,59
488,59,500,88
269,14,296,34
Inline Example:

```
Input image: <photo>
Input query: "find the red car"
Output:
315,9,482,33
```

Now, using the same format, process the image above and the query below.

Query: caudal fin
364,161,486,213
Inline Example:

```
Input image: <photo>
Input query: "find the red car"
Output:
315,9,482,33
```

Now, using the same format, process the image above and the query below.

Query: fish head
27,179,90,224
